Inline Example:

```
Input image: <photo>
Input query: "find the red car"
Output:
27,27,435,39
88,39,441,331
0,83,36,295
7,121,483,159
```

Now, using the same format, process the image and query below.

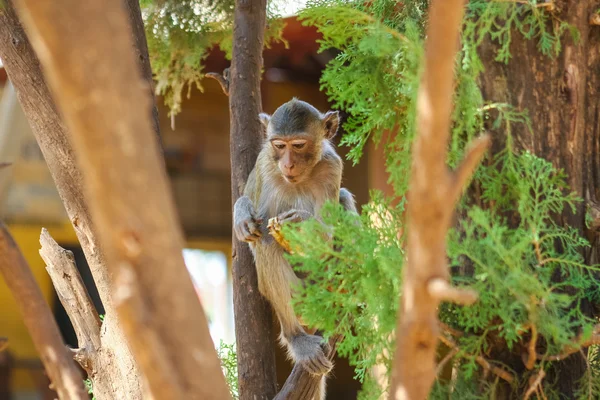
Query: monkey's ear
323,110,340,139
259,113,271,129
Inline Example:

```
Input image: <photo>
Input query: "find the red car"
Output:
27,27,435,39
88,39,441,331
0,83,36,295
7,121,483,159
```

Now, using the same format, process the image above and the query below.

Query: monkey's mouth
284,175,300,183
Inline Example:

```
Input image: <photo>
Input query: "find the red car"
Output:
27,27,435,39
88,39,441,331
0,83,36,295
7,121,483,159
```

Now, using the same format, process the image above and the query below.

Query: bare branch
538,325,600,361
524,369,546,400
438,334,514,384
0,223,88,399
524,324,538,370
0,1,146,397
10,0,231,397
389,0,487,398
449,134,492,205
40,228,101,358
427,278,478,305
114,265,184,399
206,68,230,96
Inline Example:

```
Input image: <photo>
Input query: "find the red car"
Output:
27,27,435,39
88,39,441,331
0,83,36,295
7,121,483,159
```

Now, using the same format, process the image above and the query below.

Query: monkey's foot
290,334,333,376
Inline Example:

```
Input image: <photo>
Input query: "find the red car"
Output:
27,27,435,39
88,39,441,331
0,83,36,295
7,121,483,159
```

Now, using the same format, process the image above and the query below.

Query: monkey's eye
272,141,286,150
292,140,306,150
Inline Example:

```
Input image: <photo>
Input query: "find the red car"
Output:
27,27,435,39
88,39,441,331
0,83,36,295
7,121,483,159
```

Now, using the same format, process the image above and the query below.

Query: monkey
233,98,357,380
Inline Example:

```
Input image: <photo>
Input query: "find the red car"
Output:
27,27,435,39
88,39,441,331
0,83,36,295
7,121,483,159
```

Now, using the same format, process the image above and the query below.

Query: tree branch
0,2,146,397
273,336,340,400
389,0,487,398
0,223,88,399
537,324,600,362
206,68,230,96
10,0,231,398
39,229,102,357
438,334,514,384
229,0,278,398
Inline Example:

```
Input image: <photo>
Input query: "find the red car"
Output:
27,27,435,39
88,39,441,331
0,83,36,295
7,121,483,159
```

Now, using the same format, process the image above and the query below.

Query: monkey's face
270,137,316,184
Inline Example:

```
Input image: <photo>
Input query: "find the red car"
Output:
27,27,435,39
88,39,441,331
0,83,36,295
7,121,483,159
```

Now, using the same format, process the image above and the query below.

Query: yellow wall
1,222,231,390
1,222,78,389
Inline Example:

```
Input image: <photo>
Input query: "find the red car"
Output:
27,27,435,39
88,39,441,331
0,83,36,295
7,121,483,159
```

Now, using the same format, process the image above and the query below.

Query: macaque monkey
233,98,357,379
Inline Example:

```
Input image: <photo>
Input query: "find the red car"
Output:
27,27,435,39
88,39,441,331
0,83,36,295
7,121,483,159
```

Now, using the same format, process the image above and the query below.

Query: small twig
0,162,12,169
438,334,514,383
525,324,538,370
492,0,556,10
439,322,464,338
449,134,492,206
523,369,546,400
532,228,543,265
427,278,478,305
537,325,600,361
436,347,458,376
206,68,230,96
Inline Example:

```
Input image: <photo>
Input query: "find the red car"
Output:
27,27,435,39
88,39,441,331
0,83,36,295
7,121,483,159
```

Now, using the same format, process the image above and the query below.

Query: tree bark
0,223,88,400
229,0,278,399
478,1,600,396
10,0,231,399
123,0,161,143
389,0,488,398
0,2,146,398
39,228,148,400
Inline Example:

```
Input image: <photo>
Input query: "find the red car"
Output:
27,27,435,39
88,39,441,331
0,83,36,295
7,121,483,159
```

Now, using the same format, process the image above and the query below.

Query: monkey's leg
254,243,333,376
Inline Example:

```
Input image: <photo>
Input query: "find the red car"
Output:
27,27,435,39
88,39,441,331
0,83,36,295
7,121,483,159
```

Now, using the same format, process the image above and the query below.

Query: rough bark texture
0,223,88,400
389,0,489,398
478,1,600,396
229,0,278,399
123,0,161,143
39,229,147,400
10,0,231,399
0,2,145,398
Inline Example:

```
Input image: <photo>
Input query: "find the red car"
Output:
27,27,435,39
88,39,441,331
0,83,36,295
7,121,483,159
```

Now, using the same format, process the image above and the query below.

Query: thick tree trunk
0,2,149,398
10,0,231,399
478,0,600,396
229,1,278,399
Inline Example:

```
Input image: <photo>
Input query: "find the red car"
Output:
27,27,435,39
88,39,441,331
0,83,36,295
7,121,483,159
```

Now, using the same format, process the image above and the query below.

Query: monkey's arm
233,168,262,242
339,187,358,214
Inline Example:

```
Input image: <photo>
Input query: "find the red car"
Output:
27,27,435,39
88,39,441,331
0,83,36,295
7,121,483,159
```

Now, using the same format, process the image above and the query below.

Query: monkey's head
259,98,339,184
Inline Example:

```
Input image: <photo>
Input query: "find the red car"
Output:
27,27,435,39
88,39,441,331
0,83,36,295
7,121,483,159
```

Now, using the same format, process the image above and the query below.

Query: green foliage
141,0,286,116
283,0,598,398
84,378,95,400
141,0,597,397
217,341,239,399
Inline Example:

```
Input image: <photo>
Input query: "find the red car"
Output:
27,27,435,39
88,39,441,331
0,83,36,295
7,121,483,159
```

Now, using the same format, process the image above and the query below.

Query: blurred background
0,13,393,400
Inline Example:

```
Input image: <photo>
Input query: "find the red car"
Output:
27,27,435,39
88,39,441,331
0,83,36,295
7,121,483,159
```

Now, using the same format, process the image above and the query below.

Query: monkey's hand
234,216,263,243
233,197,263,243
289,333,333,376
277,209,312,224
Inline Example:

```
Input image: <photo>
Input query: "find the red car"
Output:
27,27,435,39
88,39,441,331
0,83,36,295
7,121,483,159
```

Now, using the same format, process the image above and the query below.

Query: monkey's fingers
246,220,262,239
